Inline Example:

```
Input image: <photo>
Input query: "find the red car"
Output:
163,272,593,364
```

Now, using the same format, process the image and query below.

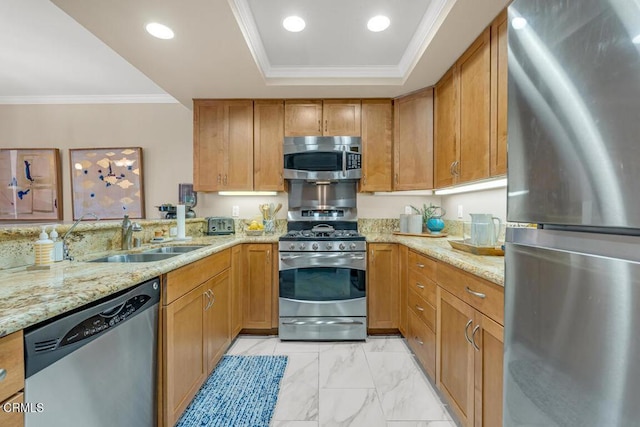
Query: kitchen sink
88,253,179,263
143,245,207,254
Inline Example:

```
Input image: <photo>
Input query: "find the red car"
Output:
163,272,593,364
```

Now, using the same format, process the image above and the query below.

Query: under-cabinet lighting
218,191,278,196
434,178,507,195
372,190,433,196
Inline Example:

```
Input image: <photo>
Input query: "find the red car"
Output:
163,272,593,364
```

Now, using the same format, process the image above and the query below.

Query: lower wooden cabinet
163,284,207,426
367,243,399,330
243,244,274,330
162,250,232,426
437,287,504,427
204,270,231,373
0,331,24,427
407,309,436,379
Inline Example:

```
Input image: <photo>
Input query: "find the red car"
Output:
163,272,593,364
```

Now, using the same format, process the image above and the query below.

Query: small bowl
245,229,264,236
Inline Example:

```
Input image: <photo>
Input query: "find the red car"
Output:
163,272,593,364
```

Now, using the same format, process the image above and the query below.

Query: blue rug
176,355,288,427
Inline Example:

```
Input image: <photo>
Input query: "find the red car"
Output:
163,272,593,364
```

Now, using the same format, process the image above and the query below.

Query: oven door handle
281,319,365,326
280,254,365,260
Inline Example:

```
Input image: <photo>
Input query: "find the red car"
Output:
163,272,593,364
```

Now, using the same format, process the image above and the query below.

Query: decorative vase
426,217,445,234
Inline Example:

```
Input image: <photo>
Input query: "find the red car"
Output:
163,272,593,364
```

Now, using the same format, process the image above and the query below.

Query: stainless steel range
279,179,366,341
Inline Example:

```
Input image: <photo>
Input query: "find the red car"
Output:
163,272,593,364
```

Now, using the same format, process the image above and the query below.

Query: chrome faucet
62,212,99,261
121,214,142,250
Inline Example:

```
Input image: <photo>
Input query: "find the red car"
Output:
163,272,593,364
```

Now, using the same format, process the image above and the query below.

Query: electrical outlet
404,205,412,214
457,205,464,219
232,205,240,217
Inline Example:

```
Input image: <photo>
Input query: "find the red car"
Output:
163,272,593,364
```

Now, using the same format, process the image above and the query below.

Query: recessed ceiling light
511,17,527,30
633,34,640,44
283,16,305,32
146,22,174,39
367,15,390,32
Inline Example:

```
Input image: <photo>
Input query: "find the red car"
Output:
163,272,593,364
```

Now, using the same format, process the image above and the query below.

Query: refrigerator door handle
465,287,486,299
464,319,473,345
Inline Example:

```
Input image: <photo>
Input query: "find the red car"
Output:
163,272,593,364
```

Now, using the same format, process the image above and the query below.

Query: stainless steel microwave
283,136,362,181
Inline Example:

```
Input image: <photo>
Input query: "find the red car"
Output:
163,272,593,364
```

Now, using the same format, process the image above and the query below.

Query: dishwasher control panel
61,294,151,346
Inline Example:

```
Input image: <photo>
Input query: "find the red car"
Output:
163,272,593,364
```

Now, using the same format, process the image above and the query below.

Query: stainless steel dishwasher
23,277,160,427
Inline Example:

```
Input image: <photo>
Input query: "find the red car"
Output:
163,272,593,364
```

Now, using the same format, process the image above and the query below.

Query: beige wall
0,103,506,224
0,103,193,222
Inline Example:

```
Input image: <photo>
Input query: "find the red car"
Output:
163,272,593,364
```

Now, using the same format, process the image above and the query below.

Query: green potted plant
411,203,446,234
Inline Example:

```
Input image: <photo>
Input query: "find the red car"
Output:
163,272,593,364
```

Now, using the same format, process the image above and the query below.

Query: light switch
232,206,240,217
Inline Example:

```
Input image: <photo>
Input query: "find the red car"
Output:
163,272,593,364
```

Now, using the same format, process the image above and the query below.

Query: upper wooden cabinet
490,10,508,177
360,99,393,192
285,99,361,136
394,88,434,190
193,100,254,191
434,28,493,187
254,100,285,191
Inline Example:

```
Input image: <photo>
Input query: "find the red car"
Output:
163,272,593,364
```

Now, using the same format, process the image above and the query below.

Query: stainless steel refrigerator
504,0,640,425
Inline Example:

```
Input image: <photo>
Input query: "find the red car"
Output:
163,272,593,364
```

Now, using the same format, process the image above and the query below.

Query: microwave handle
342,149,347,178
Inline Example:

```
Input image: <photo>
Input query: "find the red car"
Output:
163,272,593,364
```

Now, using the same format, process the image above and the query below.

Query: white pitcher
469,213,502,246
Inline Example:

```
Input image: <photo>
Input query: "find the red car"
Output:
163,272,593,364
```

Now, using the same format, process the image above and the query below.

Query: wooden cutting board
392,231,448,238
448,239,504,256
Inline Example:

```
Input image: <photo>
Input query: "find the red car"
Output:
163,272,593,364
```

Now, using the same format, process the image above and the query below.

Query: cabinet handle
464,319,473,345
471,325,481,351
363,174,367,185
450,162,455,176
415,337,424,346
0,368,6,381
318,120,321,133
324,120,328,132
454,161,460,176
203,290,211,310
416,282,425,289
465,287,486,299
217,174,221,184
223,174,228,185
416,263,425,268
267,250,270,264
415,305,425,312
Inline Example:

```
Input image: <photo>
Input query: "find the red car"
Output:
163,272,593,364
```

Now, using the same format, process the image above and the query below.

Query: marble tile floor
225,336,457,427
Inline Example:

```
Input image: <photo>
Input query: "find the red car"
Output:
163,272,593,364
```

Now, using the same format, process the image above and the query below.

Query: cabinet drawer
407,310,436,379
408,269,437,307
0,331,24,404
408,289,436,331
408,250,437,277
437,262,504,325
0,392,24,427
164,249,231,305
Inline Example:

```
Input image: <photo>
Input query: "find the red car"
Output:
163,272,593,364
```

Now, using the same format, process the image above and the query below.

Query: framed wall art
70,147,145,220
0,148,63,222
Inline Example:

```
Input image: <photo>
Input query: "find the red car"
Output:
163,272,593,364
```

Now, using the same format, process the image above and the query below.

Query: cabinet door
458,29,491,183
398,245,409,336
367,243,399,329
394,89,434,190
408,309,436,379
225,100,254,190
474,314,504,427
243,244,273,329
322,100,361,136
490,10,508,177
254,100,285,191
284,100,323,136
434,66,458,188
230,244,243,337
163,285,206,426
204,270,231,373
438,288,475,427
360,99,393,192
0,392,23,427
193,101,225,191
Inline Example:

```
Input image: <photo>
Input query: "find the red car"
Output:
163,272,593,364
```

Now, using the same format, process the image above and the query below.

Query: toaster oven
206,217,235,235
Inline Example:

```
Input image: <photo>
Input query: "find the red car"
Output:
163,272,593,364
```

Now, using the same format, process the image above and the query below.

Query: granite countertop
365,233,505,286
0,232,504,338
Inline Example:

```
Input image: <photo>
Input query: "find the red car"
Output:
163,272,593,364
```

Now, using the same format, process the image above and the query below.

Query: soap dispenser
35,226,54,266
50,225,63,262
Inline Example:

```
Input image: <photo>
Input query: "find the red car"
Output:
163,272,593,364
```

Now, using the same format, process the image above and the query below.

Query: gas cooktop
280,229,364,241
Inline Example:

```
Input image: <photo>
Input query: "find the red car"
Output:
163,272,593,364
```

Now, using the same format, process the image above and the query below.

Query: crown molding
0,94,178,105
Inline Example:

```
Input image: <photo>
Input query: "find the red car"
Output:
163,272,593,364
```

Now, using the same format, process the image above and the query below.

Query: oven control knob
339,243,346,250
350,243,357,250
299,243,306,250
289,244,296,250
326,243,333,250
312,243,319,250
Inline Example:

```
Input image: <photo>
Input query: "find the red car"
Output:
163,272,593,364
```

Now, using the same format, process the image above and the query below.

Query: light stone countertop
0,232,504,338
